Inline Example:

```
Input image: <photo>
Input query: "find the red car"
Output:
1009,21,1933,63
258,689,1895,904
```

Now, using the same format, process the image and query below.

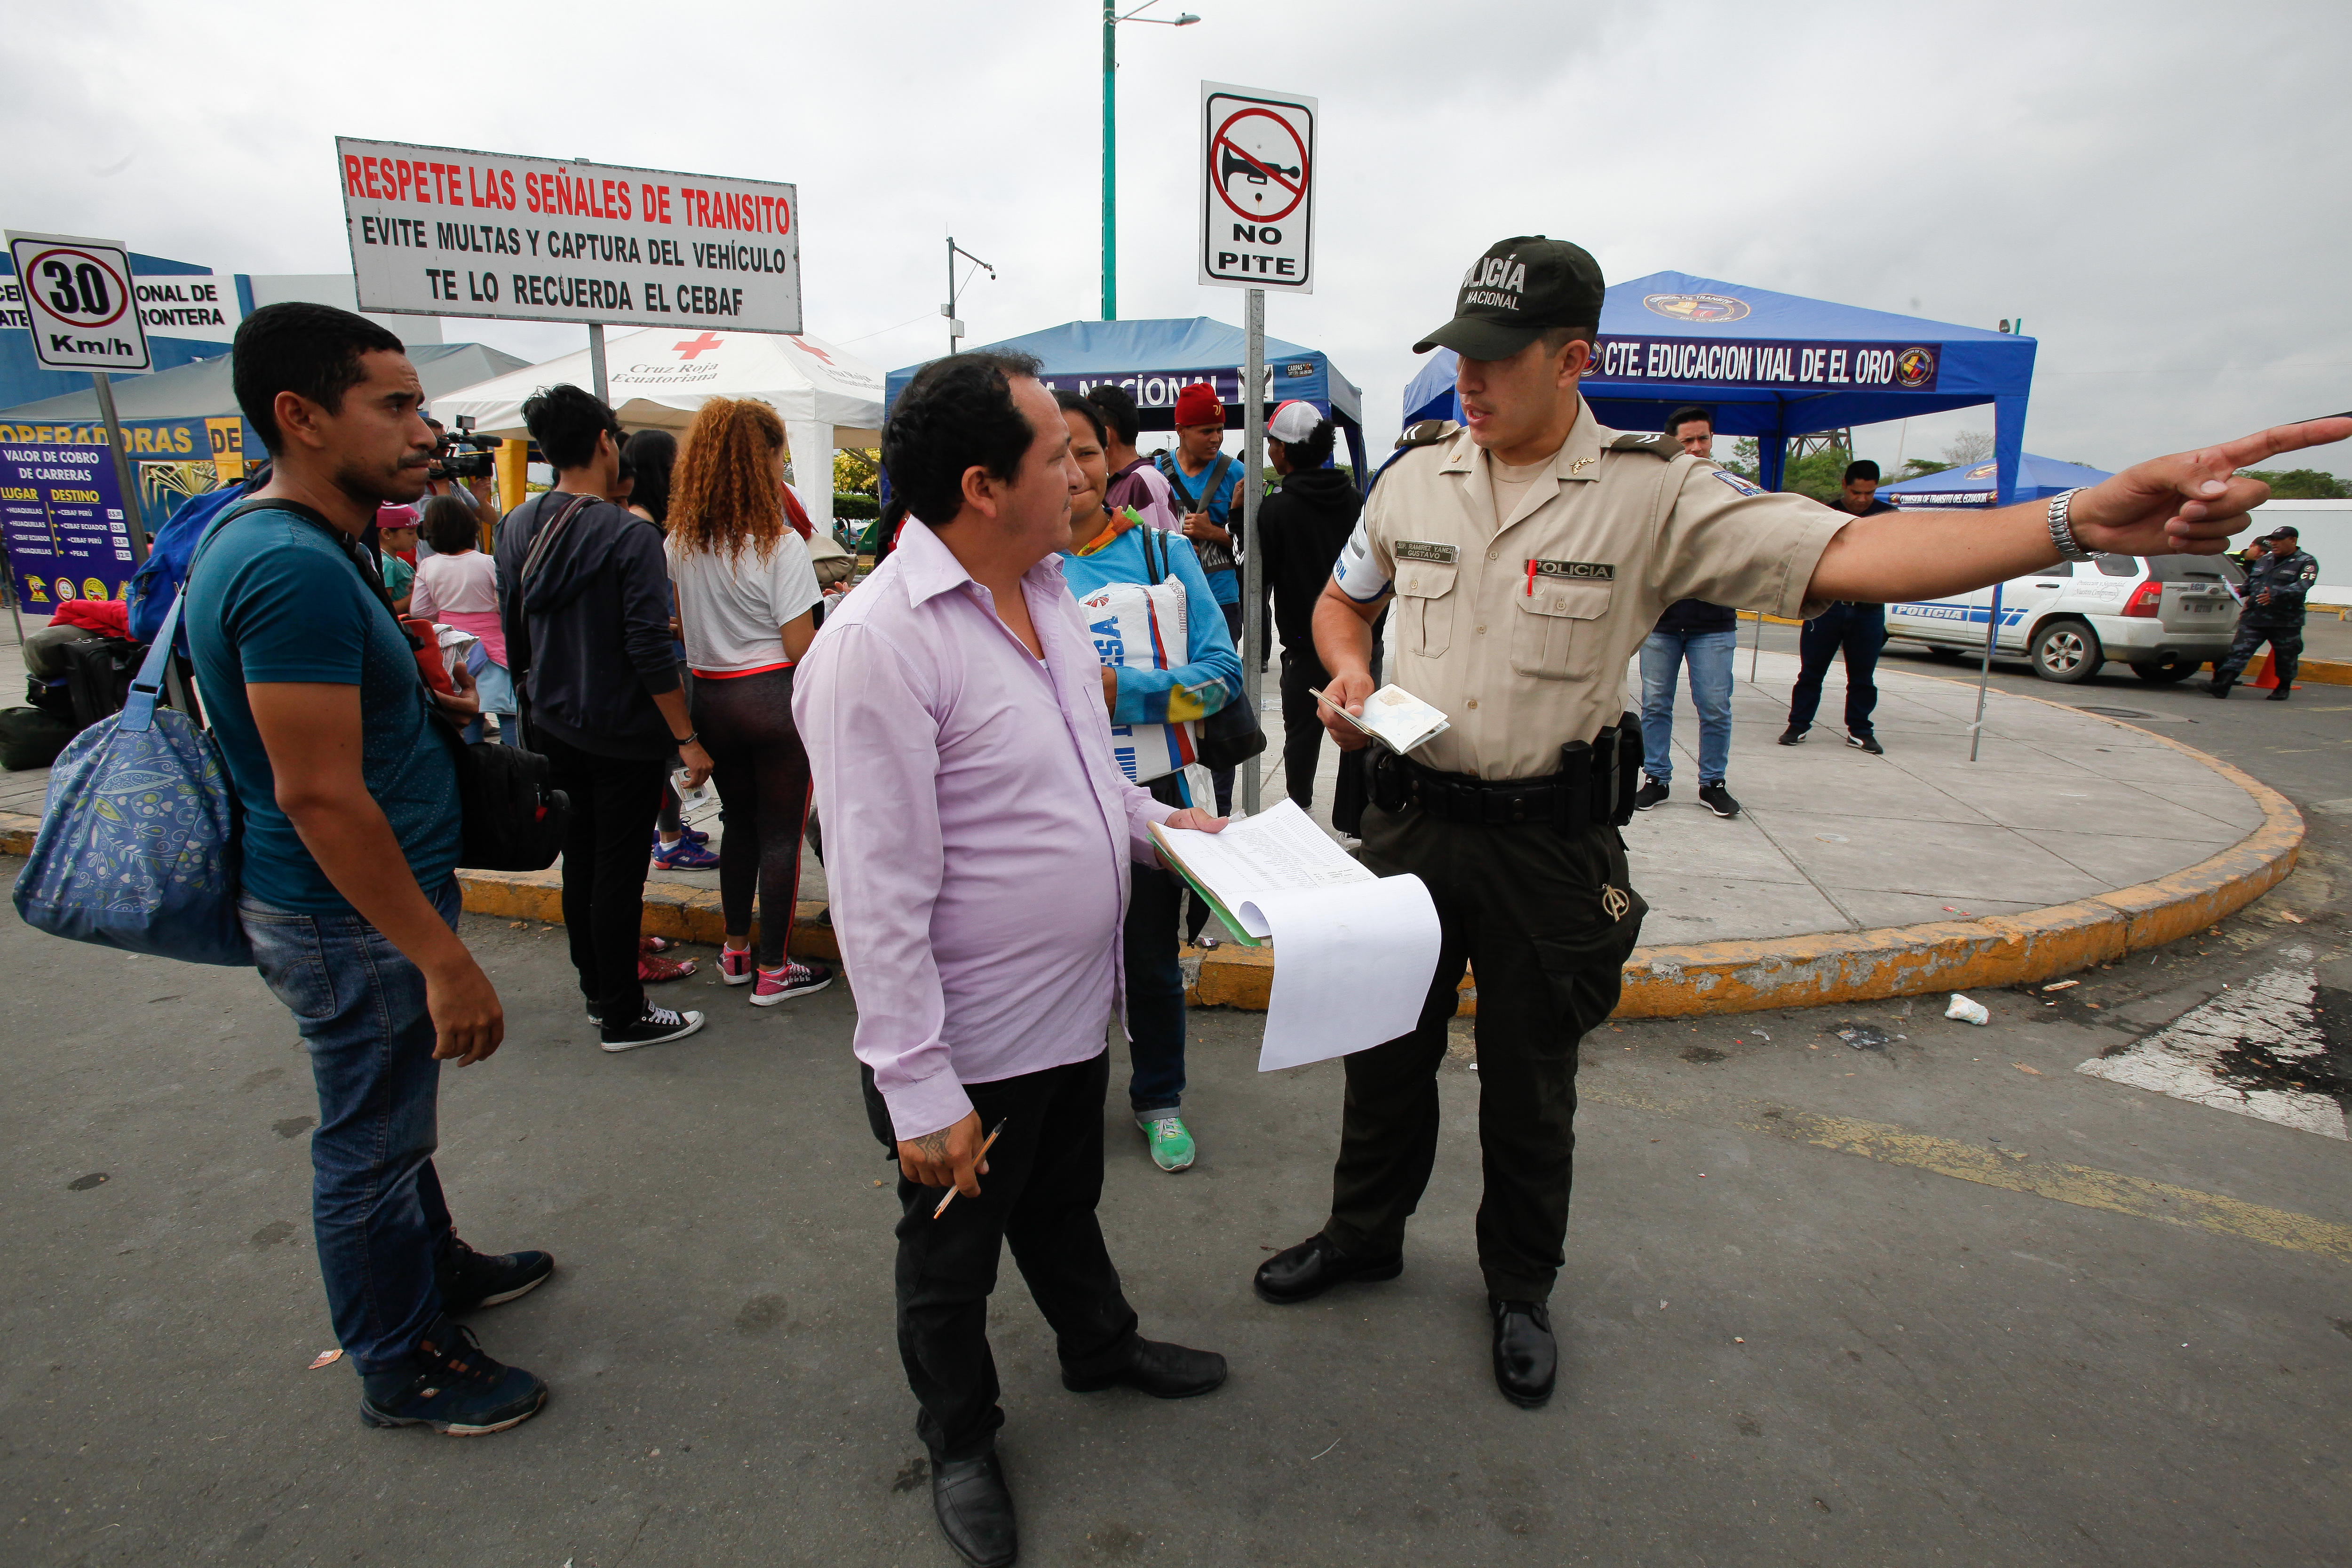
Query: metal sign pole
1748,606,1762,683
586,324,608,406
1968,584,2002,763
1240,286,1266,816
90,372,151,565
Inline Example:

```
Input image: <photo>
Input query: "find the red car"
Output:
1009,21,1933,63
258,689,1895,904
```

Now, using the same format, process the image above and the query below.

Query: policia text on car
1252,233,2352,1411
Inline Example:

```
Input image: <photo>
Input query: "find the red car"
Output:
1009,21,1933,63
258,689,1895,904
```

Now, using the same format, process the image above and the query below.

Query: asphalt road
4,631,2349,1567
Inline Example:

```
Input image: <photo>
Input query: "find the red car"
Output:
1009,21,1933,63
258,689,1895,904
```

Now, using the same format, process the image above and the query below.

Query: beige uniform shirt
1332,400,1851,780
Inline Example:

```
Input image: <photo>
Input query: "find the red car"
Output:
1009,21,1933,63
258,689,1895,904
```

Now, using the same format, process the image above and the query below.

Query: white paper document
1151,800,1443,1072
1313,683,1451,755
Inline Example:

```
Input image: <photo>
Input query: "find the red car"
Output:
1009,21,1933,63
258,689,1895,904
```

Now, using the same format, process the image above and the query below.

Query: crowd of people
163,238,2345,1568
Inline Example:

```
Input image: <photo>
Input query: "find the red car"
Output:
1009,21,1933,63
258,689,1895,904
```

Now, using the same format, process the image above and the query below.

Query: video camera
430,414,501,481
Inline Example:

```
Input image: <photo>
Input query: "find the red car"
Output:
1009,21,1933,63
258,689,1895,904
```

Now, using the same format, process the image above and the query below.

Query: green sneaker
1136,1114,1196,1173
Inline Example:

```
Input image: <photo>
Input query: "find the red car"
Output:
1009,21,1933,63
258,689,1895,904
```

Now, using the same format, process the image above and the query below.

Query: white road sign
1197,82,1317,294
337,136,802,334
7,231,151,372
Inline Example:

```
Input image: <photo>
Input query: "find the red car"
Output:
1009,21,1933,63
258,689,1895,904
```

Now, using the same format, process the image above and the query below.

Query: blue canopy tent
889,317,1370,485
1879,452,2111,508
1401,271,2038,503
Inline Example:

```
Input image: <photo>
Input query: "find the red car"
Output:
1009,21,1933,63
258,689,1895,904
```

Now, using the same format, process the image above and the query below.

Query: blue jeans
1639,628,1736,786
239,879,462,1374
1122,865,1187,1113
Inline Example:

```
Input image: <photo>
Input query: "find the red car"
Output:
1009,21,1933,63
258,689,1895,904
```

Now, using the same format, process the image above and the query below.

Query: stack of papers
1314,683,1451,755
1151,800,1442,1071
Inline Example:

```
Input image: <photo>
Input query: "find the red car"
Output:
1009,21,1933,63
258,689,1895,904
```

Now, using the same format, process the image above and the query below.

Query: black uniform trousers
1787,601,1886,739
2214,619,2302,688
861,1051,1140,1462
1323,804,1646,1303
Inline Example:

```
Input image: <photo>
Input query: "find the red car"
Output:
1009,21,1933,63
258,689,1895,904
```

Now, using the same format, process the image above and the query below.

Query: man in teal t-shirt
183,301,553,1440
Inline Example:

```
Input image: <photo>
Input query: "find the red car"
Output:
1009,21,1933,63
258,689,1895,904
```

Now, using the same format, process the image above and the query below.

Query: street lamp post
943,236,995,356
1102,1,1200,321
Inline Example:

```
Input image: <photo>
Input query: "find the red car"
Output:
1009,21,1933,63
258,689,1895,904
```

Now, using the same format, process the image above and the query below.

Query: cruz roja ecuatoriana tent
889,317,1371,488
1404,270,2038,504
433,327,888,543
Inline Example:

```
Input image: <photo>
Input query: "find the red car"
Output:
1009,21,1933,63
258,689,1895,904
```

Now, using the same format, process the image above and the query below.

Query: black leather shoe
2205,680,2233,699
931,1450,1017,1568
1253,1233,1403,1304
1490,1297,1557,1409
2268,685,2292,701
1063,1337,1227,1398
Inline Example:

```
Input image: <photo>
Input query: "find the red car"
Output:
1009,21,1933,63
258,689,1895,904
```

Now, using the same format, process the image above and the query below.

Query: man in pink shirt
794,351,1229,1568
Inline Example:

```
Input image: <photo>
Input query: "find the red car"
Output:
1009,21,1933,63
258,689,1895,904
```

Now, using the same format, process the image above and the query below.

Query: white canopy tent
430,326,885,540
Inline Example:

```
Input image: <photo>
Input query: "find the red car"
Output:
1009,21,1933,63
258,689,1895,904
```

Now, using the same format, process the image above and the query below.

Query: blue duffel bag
13,541,251,967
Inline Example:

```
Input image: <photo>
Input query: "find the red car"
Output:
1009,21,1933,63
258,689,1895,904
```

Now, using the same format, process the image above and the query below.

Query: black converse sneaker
598,1003,706,1053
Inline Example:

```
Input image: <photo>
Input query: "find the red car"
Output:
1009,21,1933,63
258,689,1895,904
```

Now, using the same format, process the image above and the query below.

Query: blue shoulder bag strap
118,497,273,734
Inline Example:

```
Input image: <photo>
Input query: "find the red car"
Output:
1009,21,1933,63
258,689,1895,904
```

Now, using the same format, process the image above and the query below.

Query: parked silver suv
1885,553,2244,685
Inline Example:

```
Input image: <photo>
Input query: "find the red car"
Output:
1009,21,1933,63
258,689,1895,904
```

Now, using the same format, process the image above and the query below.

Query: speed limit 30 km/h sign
7,231,152,373
1198,82,1317,294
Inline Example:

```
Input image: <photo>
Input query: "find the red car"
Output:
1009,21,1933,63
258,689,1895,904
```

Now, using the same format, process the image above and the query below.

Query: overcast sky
7,0,2347,476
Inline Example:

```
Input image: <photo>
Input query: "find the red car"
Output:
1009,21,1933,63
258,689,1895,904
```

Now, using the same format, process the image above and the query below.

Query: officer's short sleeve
1331,475,1398,603
1651,463,1851,621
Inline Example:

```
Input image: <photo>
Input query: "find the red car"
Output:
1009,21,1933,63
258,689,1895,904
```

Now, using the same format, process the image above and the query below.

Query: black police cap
1414,236,1606,360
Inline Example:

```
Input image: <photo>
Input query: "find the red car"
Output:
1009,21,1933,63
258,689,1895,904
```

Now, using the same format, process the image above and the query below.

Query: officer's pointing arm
1804,416,2352,604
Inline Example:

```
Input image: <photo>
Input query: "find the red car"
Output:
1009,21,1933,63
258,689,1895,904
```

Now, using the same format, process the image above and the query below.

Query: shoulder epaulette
1394,419,1458,451
1606,430,1681,458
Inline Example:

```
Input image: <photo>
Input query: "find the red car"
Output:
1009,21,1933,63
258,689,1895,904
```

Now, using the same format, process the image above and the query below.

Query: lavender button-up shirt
793,521,1176,1140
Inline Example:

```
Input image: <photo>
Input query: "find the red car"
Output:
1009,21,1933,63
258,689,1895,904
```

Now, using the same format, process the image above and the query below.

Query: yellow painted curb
0,691,2297,1020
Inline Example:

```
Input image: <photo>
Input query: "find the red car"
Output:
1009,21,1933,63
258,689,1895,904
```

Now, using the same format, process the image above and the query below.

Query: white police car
1884,553,2244,685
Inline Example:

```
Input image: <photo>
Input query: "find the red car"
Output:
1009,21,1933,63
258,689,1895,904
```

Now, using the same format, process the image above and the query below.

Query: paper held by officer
1313,683,1450,755
1151,802,1442,1072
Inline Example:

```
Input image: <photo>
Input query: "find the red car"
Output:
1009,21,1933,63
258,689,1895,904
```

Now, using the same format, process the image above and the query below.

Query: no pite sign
1197,82,1316,294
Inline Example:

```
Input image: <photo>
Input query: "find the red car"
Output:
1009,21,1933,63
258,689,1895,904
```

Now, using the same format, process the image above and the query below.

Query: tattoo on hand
911,1130,950,1161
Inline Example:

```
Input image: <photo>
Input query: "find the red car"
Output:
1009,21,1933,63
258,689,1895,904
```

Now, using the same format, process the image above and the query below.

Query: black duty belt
1368,711,1643,830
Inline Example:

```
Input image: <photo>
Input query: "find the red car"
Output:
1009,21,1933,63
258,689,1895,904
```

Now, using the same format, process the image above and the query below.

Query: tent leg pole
1969,585,2002,763
1240,287,1265,817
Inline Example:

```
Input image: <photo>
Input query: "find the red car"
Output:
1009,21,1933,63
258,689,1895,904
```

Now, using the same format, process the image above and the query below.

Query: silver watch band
2047,487,2095,562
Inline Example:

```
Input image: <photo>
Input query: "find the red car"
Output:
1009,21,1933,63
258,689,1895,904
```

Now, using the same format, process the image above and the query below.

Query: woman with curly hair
667,397,833,1005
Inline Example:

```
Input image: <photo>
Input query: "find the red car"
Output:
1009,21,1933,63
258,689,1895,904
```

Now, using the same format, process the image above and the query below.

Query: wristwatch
2047,488,2095,562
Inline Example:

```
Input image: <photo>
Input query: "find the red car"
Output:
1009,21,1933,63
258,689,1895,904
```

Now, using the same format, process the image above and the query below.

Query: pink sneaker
752,958,833,1006
718,947,755,986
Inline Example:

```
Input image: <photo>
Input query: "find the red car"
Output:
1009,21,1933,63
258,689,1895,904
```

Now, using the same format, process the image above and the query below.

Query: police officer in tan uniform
1251,233,2352,1410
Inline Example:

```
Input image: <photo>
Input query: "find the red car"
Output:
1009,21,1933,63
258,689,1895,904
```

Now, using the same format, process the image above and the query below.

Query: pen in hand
932,1119,1008,1218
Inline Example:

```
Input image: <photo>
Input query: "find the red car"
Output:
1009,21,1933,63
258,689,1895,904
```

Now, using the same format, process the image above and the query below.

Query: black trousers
1788,602,1886,738
861,1051,1140,1461
692,666,811,968
2214,620,2302,688
537,731,667,1024
1326,806,1645,1302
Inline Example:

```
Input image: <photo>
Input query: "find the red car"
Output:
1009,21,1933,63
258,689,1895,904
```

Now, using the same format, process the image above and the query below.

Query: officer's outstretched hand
2069,415,2352,557
1318,671,1378,751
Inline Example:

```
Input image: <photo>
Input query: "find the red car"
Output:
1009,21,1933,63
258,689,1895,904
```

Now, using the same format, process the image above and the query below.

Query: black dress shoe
1253,1233,1403,1305
931,1450,1017,1568
2205,680,2233,699
1063,1337,1227,1397
2268,685,2292,701
1490,1297,1557,1409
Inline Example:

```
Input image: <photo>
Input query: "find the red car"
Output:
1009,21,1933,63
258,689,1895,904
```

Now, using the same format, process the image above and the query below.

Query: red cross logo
790,335,834,365
674,332,724,360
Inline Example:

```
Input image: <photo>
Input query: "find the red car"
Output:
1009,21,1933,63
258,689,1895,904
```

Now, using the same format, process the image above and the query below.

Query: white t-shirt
667,531,823,677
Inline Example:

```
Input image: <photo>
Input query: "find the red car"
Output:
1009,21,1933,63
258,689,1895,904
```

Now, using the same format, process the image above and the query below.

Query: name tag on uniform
1395,541,1459,565
1529,559,1614,580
